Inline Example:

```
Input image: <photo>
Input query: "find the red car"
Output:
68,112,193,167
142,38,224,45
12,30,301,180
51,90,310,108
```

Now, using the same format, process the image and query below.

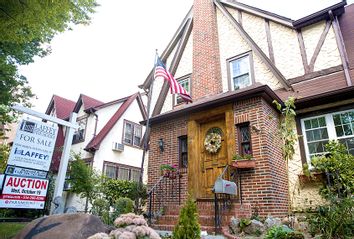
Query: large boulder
264,216,282,229
14,213,108,239
243,219,265,235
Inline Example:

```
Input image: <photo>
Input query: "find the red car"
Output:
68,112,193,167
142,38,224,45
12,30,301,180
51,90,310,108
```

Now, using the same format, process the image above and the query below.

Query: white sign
5,165,47,179
8,119,58,171
0,175,49,209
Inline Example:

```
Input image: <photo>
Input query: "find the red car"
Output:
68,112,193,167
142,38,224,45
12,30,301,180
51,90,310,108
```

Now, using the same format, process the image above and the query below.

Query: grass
0,222,27,239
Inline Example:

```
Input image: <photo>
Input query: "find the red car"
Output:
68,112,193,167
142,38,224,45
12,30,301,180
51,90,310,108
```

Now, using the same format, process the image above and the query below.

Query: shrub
101,178,147,205
265,225,293,239
172,195,201,239
306,141,354,238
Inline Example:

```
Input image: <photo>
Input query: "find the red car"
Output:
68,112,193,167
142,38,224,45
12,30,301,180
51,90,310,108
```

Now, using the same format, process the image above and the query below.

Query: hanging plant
204,128,222,154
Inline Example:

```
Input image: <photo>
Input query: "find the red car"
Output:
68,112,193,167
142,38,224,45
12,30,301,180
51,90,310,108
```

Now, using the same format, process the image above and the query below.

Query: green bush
110,197,134,222
172,195,201,239
265,226,293,239
101,178,147,205
306,141,354,238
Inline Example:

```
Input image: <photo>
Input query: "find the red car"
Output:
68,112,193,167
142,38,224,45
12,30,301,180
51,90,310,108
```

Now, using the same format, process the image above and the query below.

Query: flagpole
138,50,158,187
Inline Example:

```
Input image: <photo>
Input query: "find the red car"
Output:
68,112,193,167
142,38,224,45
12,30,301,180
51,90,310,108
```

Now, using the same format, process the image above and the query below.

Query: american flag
154,57,192,103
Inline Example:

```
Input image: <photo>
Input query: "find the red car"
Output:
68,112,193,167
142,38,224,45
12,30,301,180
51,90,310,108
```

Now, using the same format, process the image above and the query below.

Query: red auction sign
0,175,48,209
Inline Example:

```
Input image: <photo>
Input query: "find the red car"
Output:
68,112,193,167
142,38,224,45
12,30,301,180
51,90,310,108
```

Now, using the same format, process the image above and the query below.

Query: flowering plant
204,132,222,154
160,163,177,172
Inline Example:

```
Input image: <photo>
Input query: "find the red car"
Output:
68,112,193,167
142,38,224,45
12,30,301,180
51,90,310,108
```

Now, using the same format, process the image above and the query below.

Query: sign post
5,104,78,209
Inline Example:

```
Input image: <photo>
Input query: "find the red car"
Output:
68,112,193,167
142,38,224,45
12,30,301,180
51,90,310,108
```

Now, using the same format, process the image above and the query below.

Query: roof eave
295,86,354,110
143,85,282,125
293,1,346,29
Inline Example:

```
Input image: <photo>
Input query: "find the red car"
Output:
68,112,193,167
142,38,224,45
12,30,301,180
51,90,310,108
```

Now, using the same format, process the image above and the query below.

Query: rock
87,232,112,239
243,219,265,235
264,216,281,229
294,221,309,232
13,213,108,239
229,216,240,234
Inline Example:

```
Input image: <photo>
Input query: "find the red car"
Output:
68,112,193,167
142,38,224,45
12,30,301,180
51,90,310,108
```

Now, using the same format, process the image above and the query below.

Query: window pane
333,114,341,126
133,125,142,146
105,165,116,179
232,55,249,76
333,111,354,138
343,124,353,136
240,126,250,142
179,136,188,168
318,117,326,127
124,122,133,144
311,118,319,128
130,169,140,182
306,131,314,142
233,74,250,90
304,120,311,130
118,167,130,181
308,141,328,155
339,137,354,155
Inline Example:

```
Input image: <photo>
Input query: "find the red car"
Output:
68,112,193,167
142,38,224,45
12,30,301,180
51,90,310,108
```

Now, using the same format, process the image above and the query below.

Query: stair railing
147,170,181,224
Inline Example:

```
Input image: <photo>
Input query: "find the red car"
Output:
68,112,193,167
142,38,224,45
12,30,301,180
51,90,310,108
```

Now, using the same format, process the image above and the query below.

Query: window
301,109,354,164
237,124,252,156
73,117,87,144
123,120,142,147
179,136,188,168
103,162,140,182
175,77,191,105
229,54,252,90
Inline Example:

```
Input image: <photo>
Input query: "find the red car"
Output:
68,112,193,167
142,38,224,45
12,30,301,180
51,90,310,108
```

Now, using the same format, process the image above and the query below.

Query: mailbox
213,177,237,195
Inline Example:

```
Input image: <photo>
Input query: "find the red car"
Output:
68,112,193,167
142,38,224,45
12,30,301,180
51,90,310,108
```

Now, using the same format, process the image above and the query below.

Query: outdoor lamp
158,138,164,152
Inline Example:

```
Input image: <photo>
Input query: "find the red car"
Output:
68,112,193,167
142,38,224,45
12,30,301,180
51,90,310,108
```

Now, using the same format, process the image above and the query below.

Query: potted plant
231,153,256,169
160,164,178,179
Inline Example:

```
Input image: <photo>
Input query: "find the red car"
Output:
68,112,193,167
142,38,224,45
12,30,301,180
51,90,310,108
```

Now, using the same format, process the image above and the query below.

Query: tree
172,195,201,239
0,0,97,127
68,152,100,212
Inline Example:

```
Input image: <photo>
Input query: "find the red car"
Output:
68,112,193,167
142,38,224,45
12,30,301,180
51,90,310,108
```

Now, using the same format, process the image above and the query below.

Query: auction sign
7,118,58,172
0,175,49,209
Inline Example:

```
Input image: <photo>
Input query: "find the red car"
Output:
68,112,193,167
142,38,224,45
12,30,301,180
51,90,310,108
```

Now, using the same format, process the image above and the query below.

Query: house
140,0,354,232
45,92,147,211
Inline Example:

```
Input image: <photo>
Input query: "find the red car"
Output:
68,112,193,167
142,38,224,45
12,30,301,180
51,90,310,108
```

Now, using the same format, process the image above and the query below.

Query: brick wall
234,97,288,217
192,0,222,99
148,116,189,202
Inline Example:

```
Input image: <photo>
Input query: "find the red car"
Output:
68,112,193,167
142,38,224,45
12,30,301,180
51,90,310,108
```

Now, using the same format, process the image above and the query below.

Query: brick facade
148,97,288,230
192,0,222,99
233,97,288,218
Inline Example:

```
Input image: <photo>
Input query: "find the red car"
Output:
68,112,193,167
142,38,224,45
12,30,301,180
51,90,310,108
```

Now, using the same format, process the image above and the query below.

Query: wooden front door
199,117,228,198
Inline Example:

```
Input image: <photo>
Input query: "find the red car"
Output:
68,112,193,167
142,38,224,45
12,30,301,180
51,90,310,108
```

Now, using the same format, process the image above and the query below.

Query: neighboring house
140,0,354,232
45,92,147,211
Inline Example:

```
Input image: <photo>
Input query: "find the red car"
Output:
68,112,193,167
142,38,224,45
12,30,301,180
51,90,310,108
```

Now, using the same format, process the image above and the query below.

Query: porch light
158,138,164,152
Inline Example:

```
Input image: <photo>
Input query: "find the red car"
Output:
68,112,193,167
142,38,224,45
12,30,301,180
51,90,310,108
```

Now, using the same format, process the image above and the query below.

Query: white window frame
175,76,191,105
123,120,142,147
301,108,354,166
228,52,253,91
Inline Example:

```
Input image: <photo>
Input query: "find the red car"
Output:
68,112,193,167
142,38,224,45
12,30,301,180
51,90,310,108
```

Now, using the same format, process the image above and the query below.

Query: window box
231,159,256,169
298,172,325,186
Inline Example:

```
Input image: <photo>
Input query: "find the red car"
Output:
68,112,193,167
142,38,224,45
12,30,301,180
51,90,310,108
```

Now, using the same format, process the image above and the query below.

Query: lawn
0,222,27,239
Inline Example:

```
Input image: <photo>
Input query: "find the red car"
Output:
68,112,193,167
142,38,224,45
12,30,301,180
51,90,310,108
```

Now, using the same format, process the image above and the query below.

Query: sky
19,0,353,113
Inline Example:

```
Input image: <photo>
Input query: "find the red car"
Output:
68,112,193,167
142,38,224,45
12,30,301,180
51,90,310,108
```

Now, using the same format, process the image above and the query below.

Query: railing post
148,190,153,224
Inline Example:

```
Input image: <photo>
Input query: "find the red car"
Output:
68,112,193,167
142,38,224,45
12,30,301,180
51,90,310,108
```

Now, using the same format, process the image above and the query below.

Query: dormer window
228,53,253,90
175,76,191,105
73,117,87,144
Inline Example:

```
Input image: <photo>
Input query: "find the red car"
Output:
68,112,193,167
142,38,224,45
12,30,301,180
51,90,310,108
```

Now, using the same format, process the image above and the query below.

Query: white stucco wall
288,141,326,211
92,99,144,171
270,21,304,79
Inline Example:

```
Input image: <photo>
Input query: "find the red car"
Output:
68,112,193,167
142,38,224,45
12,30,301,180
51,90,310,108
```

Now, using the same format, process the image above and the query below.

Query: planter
298,172,325,186
231,159,256,169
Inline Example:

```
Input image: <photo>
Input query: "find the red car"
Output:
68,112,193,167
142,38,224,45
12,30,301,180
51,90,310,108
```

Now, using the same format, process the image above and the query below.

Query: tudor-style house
140,0,354,232
45,92,147,211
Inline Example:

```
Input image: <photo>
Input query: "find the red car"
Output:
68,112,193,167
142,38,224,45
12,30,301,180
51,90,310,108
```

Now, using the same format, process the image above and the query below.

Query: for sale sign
7,118,58,171
0,175,48,209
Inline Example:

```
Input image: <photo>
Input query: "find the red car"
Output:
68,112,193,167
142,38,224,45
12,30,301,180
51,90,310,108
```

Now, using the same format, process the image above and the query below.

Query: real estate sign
0,175,49,209
7,118,58,172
